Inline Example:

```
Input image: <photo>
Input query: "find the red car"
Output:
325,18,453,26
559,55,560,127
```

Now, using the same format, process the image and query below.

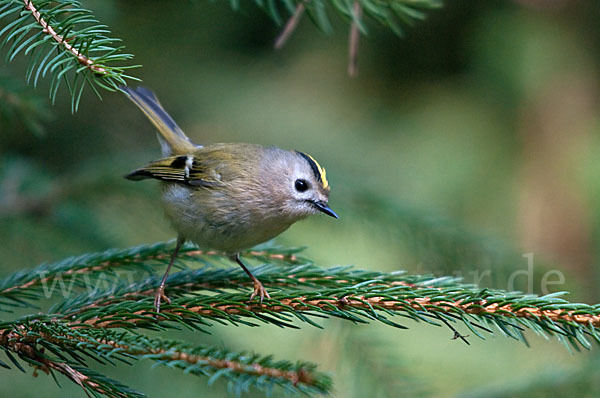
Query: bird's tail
120,86,198,156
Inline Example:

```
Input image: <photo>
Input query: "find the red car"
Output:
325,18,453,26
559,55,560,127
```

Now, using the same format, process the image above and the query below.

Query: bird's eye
295,179,309,192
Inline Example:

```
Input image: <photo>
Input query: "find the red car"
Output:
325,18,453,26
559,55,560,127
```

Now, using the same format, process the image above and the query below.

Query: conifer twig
0,328,141,397
1,322,330,395
1,241,599,396
348,1,362,77
274,1,307,49
73,291,600,330
0,0,138,109
0,242,303,309
22,0,105,74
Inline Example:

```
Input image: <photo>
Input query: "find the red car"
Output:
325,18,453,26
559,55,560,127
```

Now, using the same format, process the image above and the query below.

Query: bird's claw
249,280,271,303
154,286,171,314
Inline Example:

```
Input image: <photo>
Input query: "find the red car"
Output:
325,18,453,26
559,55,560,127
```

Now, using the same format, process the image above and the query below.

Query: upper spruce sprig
267,0,442,75
0,0,442,108
0,0,139,111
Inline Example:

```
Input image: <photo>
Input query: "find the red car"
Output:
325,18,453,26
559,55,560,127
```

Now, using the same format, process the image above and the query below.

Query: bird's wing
125,155,222,187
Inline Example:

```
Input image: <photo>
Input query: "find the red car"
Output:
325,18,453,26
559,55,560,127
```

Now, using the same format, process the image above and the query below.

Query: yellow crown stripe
305,153,329,190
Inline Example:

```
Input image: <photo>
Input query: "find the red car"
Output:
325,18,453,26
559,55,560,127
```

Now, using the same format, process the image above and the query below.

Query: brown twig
274,2,307,49
0,329,122,397
80,293,600,330
0,251,174,295
348,1,362,77
1,291,599,393
0,247,298,296
1,328,316,390
48,362,120,397
63,270,428,317
22,0,106,74
1,263,112,294
247,250,300,263
96,338,314,386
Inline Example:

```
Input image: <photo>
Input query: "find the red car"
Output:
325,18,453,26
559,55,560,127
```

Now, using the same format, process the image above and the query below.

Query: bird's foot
249,279,271,303
154,286,171,314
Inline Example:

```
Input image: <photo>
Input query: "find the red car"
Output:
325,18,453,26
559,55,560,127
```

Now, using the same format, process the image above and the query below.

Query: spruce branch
0,0,139,110
271,0,442,75
274,1,306,49
0,241,305,311
4,241,600,351
2,241,599,396
0,327,143,397
4,241,600,352
1,321,331,396
22,0,106,74
1,0,441,110
268,0,441,38
62,285,600,352
0,241,171,310
347,1,362,77
49,261,466,318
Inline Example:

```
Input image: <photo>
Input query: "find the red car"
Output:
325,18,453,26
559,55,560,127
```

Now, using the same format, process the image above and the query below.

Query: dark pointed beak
310,201,339,219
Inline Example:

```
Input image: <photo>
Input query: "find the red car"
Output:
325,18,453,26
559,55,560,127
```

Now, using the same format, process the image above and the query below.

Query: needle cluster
0,241,599,396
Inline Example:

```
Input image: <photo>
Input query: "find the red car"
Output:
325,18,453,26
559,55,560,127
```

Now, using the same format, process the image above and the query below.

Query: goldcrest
121,86,337,312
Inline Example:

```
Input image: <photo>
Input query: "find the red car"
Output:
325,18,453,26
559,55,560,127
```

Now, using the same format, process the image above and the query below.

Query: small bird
121,86,338,312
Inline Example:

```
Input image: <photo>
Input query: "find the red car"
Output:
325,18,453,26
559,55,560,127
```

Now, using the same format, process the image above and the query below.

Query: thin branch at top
23,0,105,74
274,2,307,49
348,1,362,77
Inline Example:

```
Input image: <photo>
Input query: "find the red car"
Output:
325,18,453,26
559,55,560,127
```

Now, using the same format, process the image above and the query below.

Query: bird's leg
154,236,184,313
232,253,271,302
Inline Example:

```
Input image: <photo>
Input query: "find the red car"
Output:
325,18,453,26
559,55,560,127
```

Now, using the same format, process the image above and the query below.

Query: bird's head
259,148,337,221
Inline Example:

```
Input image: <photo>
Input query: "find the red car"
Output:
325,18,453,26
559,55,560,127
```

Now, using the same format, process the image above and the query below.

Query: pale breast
161,183,295,253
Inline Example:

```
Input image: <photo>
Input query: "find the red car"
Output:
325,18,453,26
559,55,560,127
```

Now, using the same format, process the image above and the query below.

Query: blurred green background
2,0,600,396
